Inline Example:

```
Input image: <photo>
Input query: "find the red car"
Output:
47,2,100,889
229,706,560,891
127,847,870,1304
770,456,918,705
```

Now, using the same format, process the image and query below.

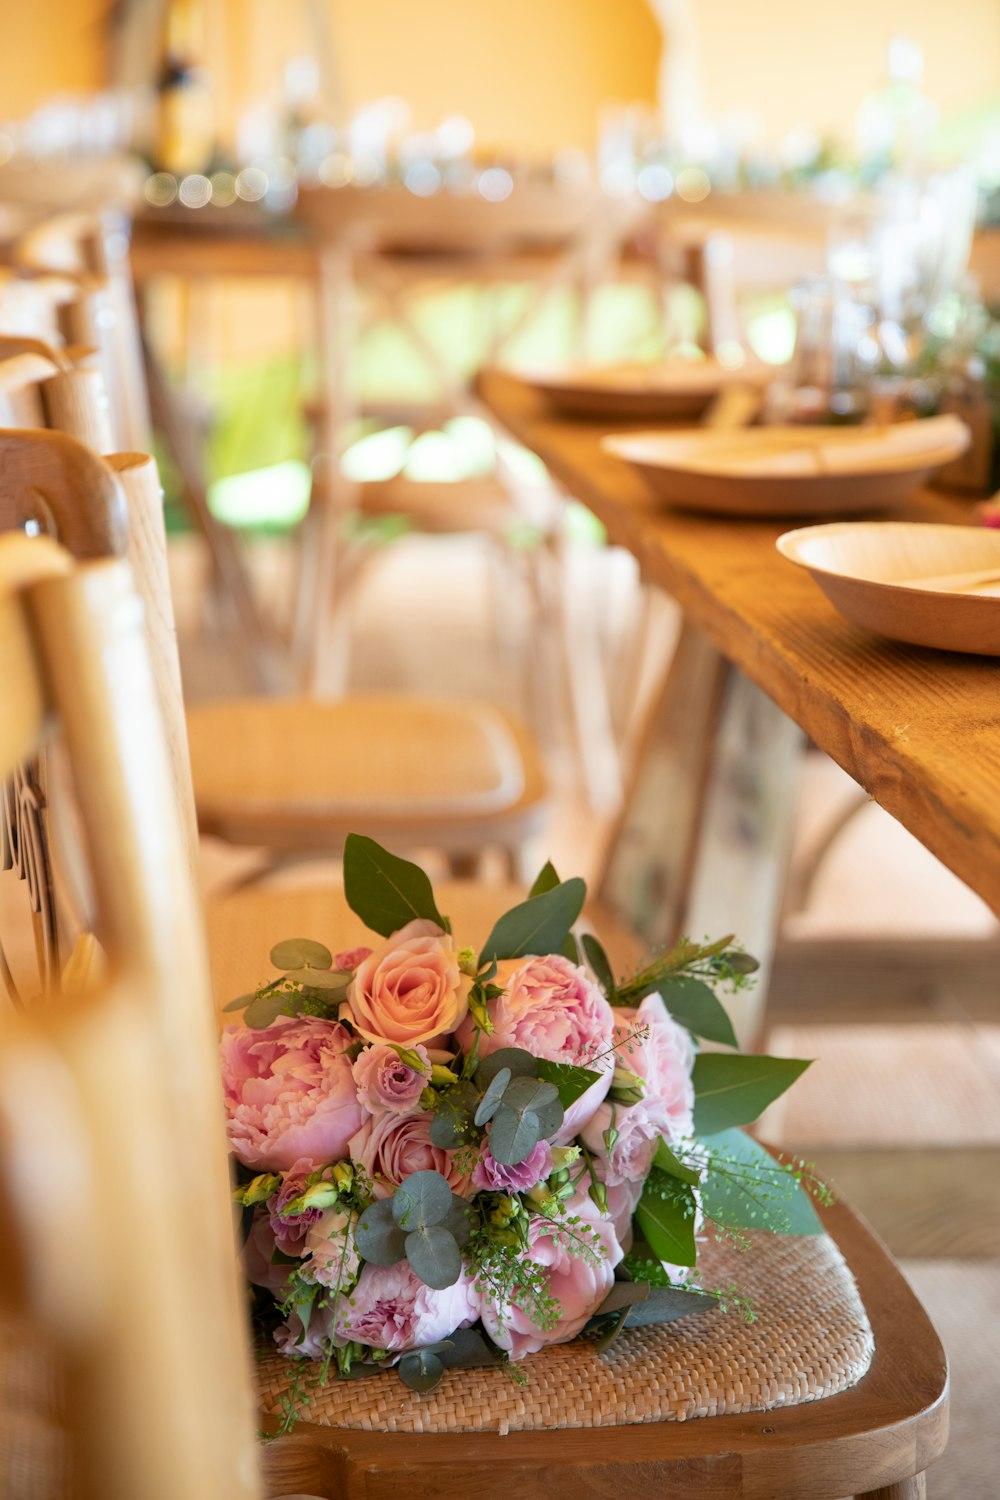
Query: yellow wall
0,0,106,120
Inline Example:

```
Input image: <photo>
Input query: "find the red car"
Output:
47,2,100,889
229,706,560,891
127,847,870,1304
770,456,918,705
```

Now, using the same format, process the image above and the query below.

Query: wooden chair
0,532,260,1498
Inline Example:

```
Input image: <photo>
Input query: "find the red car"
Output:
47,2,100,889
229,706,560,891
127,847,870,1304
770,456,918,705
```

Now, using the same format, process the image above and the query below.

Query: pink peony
603,1178,643,1251
472,955,615,1143
221,1015,365,1172
332,1261,480,1352
353,1042,431,1116
479,1196,622,1359
349,1111,473,1199
471,1139,552,1193
347,920,469,1047
580,1101,659,1188
618,993,695,1142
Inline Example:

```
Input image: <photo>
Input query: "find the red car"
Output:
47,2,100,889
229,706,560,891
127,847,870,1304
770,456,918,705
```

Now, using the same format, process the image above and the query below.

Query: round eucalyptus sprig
222,938,353,1028
473,1048,564,1166
354,1170,472,1290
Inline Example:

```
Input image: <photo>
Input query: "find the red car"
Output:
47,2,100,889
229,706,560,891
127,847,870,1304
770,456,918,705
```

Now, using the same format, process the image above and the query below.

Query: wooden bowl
525,359,771,420
777,520,1000,654
602,417,970,517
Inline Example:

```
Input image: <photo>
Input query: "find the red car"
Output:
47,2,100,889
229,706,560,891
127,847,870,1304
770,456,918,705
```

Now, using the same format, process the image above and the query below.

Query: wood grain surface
478,369,1000,917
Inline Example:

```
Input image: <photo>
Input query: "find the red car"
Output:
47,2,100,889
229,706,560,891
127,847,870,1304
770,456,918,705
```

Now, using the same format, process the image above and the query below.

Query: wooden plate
777,520,1000,654
602,416,970,517
522,358,770,419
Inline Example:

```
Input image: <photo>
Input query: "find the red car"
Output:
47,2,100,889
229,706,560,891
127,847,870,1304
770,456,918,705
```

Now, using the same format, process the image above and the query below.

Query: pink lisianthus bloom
301,1207,360,1291
267,1157,324,1254
346,920,470,1047
221,1015,365,1173
471,1138,552,1193
479,1196,622,1359
352,1042,431,1117
332,1261,480,1353
615,993,695,1143
349,1111,473,1199
466,955,615,1143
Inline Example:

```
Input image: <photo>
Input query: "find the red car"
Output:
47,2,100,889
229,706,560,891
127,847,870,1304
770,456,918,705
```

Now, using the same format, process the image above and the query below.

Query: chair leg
855,1474,927,1500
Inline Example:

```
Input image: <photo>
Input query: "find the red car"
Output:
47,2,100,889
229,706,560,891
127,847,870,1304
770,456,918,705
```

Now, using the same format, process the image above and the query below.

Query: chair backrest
0,532,260,1498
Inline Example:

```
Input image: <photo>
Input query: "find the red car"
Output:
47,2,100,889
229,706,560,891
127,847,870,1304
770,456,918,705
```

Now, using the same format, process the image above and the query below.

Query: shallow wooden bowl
524,359,770,420
602,418,969,517
777,520,1000,654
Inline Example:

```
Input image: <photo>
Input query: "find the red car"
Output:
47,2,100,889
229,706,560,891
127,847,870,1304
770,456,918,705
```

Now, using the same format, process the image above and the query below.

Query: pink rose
472,955,615,1143
353,1042,431,1116
221,1015,365,1172
618,993,695,1142
302,1207,360,1290
479,1196,622,1358
347,920,469,1047
333,945,372,971
471,1139,552,1193
349,1111,473,1199
332,1261,480,1352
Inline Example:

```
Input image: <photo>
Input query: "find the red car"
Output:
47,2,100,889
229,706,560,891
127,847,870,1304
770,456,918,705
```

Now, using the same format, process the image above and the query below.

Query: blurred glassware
765,275,875,425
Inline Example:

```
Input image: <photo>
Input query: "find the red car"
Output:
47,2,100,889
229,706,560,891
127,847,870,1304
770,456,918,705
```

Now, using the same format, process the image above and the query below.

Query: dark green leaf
561,932,581,964
476,1048,537,1087
270,938,333,970
623,1285,714,1327
653,1137,701,1185
581,933,615,997
355,1199,406,1265
692,1053,812,1136
437,1327,505,1368
343,833,445,937
479,878,586,964
594,1280,650,1317
502,1075,563,1136
243,990,288,1029
442,1198,473,1248
474,1067,511,1126
535,1057,601,1110
487,1105,541,1166
398,1350,445,1392
528,860,561,897
633,1176,698,1267
404,1225,462,1288
654,976,738,1048
392,1170,453,1230
592,1305,630,1352
700,1127,823,1236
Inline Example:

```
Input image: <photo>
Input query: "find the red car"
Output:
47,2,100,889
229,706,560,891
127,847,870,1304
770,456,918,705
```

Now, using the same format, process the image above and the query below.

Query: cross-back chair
0,531,260,1499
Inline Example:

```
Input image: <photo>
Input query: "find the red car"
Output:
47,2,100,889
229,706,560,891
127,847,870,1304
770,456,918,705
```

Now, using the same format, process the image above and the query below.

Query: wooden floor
171,527,998,1500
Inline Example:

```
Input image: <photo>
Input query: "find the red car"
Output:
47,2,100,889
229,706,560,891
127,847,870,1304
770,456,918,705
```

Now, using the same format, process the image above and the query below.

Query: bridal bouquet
222,836,823,1394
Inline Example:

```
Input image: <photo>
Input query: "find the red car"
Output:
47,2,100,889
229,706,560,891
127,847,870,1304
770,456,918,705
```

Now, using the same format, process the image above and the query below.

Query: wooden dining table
477,368,1000,1042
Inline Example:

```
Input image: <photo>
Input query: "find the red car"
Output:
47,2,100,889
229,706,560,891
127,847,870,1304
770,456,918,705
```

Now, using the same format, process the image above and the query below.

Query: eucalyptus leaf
592,1305,630,1352
535,1058,601,1110
503,1075,563,1135
355,1199,406,1265
343,833,446,937
528,860,561,897
700,1127,823,1236
284,966,351,992
392,1170,452,1231
442,1198,473,1248
405,1224,463,1289
429,1110,468,1150
487,1104,541,1166
222,992,254,1013
654,976,738,1049
622,1285,714,1328
474,1066,511,1126
243,990,289,1029
653,1137,701,1185
476,1048,537,1088
479,878,586,964
594,1280,650,1317
633,1175,698,1267
437,1327,505,1369
692,1053,812,1136
398,1350,445,1392
581,933,615,997
270,938,334,971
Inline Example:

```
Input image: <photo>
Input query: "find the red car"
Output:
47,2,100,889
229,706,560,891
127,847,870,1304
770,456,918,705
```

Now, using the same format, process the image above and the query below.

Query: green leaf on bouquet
222,991,256,1013
479,878,586,964
620,1284,714,1328
528,860,561,897
398,1349,446,1393
285,966,352,992
654,976,739,1049
581,933,615,999
692,1053,812,1136
343,833,446,937
355,1198,406,1265
243,990,289,1029
488,1077,564,1165
476,1048,537,1087
404,1224,463,1289
474,1066,512,1126
633,1173,698,1268
534,1057,601,1110
653,1137,701,1186
392,1170,454,1231
700,1128,823,1236
270,938,333,970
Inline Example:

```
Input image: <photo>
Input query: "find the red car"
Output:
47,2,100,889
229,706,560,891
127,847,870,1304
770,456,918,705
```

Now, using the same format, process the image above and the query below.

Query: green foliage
479,878,586,964
692,1053,812,1135
270,938,333,970
343,833,446,936
354,1171,472,1290
527,860,561,897
581,933,615,998
634,1171,698,1267
653,1137,701,1186
487,1076,563,1165
699,1129,825,1237
534,1057,601,1110
653,975,739,1048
